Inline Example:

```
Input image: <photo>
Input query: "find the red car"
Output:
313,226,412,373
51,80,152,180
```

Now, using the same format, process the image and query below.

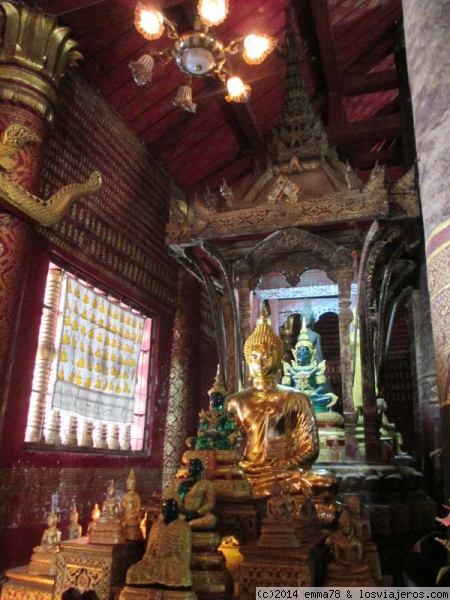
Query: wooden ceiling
31,0,410,201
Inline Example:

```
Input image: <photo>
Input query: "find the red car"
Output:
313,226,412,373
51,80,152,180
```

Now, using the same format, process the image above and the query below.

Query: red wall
0,69,201,572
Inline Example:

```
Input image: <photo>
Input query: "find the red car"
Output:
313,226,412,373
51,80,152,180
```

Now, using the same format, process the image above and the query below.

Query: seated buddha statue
258,481,301,548
282,318,337,413
126,498,192,588
89,479,125,544
66,505,82,540
121,469,143,541
377,397,408,457
226,304,333,496
187,368,237,450
325,509,375,586
28,511,62,576
167,458,217,529
347,495,382,581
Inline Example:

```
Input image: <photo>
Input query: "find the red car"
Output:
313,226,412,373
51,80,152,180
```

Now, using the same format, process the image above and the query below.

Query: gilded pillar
402,0,450,496
337,270,359,459
0,2,81,439
162,270,202,490
220,289,237,394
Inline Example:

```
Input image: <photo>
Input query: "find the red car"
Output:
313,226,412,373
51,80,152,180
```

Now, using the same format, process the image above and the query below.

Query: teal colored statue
187,368,237,450
282,318,337,413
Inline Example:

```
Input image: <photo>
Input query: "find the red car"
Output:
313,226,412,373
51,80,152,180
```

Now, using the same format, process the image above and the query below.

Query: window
25,262,153,452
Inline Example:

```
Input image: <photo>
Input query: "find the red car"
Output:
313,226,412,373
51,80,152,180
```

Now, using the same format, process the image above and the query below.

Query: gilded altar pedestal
53,536,145,600
237,532,327,600
0,566,54,600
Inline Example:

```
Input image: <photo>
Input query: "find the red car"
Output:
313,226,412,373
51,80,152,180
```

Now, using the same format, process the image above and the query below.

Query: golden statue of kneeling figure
226,304,334,496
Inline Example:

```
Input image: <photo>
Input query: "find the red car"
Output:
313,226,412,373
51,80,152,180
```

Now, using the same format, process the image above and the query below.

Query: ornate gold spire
0,2,82,121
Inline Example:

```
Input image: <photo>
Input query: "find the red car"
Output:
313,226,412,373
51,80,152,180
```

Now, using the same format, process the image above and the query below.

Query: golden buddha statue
66,505,82,540
121,468,143,541
89,479,125,545
28,511,61,576
325,508,375,586
377,397,408,457
226,304,332,496
346,495,382,581
258,481,301,548
125,498,193,588
167,458,217,529
86,503,101,536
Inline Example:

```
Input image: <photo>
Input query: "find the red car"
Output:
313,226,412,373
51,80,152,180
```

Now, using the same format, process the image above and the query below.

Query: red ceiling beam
328,114,402,145
43,0,108,16
309,0,344,125
343,70,398,97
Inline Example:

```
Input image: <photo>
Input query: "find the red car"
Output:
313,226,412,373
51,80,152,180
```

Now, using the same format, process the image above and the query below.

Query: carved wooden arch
235,227,353,289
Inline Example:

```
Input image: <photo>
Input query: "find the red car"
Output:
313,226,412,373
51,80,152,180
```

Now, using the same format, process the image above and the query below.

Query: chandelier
130,0,277,113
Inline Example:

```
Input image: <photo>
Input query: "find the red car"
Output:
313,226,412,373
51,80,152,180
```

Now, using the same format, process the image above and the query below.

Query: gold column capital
0,1,82,121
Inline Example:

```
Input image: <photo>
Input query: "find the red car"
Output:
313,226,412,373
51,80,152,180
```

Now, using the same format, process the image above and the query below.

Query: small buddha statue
168,458,217,529
187,368,237,450
258,481,301,548
325,509,375,586
282,318,337,413
347,495,382,581
121,468,143,541
86,503,101,536
125,498,192,588
89,479,125,545
226,304,332,496
28,511,61,576
377,397,408,456
66,505,82,540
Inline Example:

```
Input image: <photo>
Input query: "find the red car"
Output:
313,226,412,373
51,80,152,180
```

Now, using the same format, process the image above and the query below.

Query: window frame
24,257,156,456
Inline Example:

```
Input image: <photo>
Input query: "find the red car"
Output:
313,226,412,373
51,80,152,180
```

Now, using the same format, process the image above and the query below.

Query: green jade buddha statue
187,368,237,451
282,318,337,414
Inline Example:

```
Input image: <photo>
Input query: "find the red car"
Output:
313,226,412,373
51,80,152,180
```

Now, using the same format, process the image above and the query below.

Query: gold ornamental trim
424,217,450,408
166,190,389,246
0,2,82,120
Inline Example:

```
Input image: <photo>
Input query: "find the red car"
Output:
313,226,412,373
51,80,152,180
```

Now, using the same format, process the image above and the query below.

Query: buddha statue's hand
182,509,201,522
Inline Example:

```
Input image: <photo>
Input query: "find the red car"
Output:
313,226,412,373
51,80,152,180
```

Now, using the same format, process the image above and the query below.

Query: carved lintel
166,190,389,246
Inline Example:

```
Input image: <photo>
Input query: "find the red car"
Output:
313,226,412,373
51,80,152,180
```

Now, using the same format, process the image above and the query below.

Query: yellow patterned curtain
52,274,145,423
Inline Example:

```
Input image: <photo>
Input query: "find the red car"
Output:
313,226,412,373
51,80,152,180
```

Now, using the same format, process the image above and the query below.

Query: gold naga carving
0,123,102,226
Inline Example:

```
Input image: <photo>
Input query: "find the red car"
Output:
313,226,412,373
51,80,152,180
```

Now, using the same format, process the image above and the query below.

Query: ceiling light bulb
225,76,251,103
198,0,228,27
135,3,165,40
243,33,277,65
129,54,155,86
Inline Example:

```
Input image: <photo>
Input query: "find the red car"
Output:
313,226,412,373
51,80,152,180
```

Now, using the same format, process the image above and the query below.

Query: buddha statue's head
162,498,179,524
188,457,204,479
70,506,79,524
295,319,314,366
126,468,136,491
107,479,116,498
244,304,284,380
338,508,352,535
47,511,58,529
208,366,227,410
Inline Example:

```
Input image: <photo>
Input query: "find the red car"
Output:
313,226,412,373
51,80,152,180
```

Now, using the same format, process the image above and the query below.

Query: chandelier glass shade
130,0,277,113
